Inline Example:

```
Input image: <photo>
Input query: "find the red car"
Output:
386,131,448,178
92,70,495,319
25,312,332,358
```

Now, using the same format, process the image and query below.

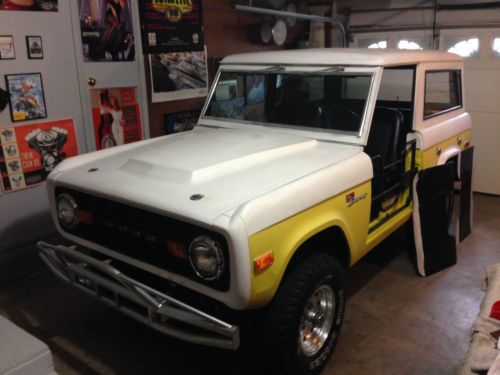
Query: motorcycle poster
90,86,142,150
0,118,78,193
5,73,47,122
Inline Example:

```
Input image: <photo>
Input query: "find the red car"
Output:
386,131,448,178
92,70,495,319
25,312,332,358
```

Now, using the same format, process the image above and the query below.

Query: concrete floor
0,193,498,375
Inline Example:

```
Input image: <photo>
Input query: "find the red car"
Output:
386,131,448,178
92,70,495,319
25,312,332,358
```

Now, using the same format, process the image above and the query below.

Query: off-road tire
259,252,345,375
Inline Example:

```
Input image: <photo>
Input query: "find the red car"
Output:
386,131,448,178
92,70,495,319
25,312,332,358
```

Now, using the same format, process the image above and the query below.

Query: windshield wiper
320,66,345,73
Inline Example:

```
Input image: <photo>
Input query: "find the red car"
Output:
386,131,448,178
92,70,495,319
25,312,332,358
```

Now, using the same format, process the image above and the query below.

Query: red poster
0,118,78,193
90,87,142,150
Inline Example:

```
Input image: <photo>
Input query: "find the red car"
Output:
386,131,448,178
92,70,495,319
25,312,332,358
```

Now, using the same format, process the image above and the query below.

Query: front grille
55,186,230,291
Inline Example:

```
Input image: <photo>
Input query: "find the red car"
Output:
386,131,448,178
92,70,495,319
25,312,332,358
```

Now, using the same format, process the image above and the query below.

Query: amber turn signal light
78,210,93,225
166,240,188,260
254,251,274,274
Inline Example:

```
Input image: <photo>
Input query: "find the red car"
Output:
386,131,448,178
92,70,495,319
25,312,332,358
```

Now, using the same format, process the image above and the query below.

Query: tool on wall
234,1,346,47
247,18,288,45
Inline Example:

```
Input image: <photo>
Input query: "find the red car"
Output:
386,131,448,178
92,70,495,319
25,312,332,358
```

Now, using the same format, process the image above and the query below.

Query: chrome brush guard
37,241,240,350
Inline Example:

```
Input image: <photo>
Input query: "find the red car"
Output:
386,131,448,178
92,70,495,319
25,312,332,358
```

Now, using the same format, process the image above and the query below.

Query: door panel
412,163,456,277
70,0,149,152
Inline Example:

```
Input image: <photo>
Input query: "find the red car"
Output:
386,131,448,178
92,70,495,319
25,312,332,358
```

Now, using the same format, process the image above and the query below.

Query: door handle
87,77,97,87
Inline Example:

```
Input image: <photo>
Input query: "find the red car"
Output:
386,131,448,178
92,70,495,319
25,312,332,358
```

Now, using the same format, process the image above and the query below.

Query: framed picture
0,35,15,59
5,73,47,122
164,109,200,135
149,49,208,102
26,36,43,59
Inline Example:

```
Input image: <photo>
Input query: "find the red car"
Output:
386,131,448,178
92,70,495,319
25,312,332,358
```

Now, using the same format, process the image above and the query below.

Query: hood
53,125,363,226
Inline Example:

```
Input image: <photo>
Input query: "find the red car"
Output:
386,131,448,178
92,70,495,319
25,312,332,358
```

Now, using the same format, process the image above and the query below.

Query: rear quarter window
424,70,462,119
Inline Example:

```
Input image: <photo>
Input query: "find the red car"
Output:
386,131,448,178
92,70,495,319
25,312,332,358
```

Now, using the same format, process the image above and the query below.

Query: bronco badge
346,192,367,207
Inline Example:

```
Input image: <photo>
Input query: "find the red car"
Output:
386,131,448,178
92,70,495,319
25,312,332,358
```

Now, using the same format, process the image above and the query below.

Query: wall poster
149,49,208,102
139,0,204,53
0,35,15,59
5,73,47,122
78,0,135,62
164,109,200,135
0,119,78,193
0,0,58,11
90,86,142,150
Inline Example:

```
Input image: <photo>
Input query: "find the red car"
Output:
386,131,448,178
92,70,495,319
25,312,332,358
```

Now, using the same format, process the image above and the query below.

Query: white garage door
353,30,500,195
440,29,500,195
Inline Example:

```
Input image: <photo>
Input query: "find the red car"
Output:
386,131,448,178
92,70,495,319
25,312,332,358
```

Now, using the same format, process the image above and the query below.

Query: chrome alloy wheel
299,284,335,357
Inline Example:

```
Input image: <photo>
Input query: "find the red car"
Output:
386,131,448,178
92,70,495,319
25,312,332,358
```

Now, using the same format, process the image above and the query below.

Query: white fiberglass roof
222,48,462,67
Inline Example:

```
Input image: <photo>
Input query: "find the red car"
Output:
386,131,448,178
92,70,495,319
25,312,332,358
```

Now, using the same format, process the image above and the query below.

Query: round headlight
57,193,79,229
188,235,225,280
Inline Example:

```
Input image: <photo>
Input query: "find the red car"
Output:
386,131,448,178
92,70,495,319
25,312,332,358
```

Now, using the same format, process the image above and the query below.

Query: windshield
203,71,373,134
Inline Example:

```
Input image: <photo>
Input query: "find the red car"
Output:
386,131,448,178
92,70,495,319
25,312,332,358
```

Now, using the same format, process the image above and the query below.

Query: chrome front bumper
37,241,240,350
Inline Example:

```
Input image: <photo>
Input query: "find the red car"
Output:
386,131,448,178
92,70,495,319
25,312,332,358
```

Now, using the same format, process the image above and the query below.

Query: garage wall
0,3,86,253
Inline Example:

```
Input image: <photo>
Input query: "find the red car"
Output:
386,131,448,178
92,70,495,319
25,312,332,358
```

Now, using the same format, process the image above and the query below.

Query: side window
367,41,387,49
424,70,462,119
446,38,479,58
492,37,500,56
397,40,423,50
357,38,387,49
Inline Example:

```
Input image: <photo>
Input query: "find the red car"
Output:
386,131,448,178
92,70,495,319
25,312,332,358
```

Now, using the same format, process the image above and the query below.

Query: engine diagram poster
90,86,142,150
149,49,208,102
139,0,204,53
0,119,78,193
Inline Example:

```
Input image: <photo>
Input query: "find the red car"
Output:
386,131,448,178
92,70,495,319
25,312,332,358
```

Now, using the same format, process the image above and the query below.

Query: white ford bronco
38,49,474,374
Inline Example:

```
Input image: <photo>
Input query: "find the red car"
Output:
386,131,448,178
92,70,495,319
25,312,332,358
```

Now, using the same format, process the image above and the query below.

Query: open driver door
412,147,474,277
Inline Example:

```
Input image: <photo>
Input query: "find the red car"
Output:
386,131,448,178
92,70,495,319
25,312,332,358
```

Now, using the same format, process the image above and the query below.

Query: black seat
366,107,407,218
366,107,405,167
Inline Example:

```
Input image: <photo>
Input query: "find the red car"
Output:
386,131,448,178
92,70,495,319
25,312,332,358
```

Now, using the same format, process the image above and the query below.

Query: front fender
245,181,371,309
